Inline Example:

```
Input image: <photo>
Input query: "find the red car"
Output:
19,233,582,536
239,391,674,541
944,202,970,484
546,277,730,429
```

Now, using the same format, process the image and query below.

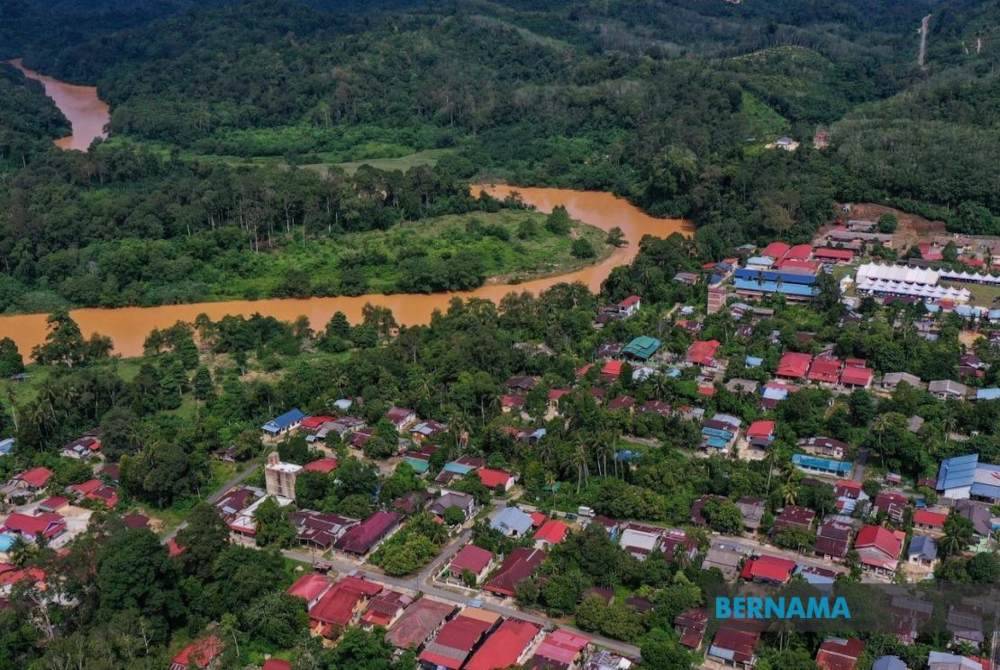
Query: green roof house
622,336,662,361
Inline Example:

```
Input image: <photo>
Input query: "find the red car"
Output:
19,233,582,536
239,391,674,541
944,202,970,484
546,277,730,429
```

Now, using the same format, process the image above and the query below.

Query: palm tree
781,480,799,507
572,442,590,493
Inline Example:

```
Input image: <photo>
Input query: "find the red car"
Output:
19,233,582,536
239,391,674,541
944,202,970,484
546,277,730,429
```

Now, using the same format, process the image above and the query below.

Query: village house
465,618,542,670
410,420,447,443
385,597,455,651
60,434,101,460
798,436,848,460
855,525,905,576
703,540,747,581
484,547,546,598
773,505,816,534
290,510,359,551
1,511,66,543
873,491,909,524
334,511,401,556
477,467,515,492
287,572,333,610
448,544,494,585
745,420,776,449
385,407,418,432
169,636,223,670
533,519,569,549
360,589,413,629
490,506,533,537
660,528,699,563
427,491,477,521
735,497,766,532
261,408,305,438
615,295,641,317
936,453,1000,503
303,457,338,474
928,379,969,401
67,479,118,509
309,576,383,638
880,372,926,392
912,509,947,534
686,339,721,367
907,535,939,568
708,626,760,669
674,608,708,650
816,637,865,670
815,520,853,560
1,466,53,503
419,608,500,670
530,629,591,669
792,454,854,478
740,555,797,585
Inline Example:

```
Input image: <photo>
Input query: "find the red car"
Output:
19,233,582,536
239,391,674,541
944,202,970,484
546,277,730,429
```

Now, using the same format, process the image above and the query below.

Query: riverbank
8,59,109,151
0,186,691,359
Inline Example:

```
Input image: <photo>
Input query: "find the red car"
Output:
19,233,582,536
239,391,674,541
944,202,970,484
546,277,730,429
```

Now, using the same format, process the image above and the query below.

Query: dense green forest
1,0,1000,311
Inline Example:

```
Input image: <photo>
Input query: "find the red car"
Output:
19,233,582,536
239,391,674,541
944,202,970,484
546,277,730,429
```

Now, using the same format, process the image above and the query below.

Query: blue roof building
907,535,938,563
936,454,978,496
792,454,853,476
0,533,15,552
490,507,533,536
872,656,907,670
745,356,763,368
262,408,305,436
403,457,430,474
0,437,13,456
734,278,819,298
443,461,477,475
976,388,1000,401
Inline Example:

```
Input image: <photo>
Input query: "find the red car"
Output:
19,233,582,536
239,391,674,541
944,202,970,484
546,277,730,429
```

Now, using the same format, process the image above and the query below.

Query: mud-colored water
0,186,691,359
9,58,109,151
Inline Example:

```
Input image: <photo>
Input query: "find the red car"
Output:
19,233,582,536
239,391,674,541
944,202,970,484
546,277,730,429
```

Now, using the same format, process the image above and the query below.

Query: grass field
943,280,1000,305
328,148,453,175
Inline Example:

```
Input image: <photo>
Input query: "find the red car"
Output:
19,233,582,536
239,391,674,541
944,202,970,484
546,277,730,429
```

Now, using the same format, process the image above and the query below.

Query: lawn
942,280,1000,306
328,148,454,175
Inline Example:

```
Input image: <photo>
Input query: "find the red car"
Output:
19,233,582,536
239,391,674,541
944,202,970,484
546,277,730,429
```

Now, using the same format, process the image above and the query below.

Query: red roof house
687,340,721,366
708,627,760,667
465,619,542,670
303,457,338,474
600,360,623,381
450,545,495,583
675,608,708,649
17,467,53,489
309,576,383,636
808,356,842,384
533,629,590,667
913,509,947,531
386,598,457,650
287,572,332,608
169,636,224,670
773,505,816,533
761,242,791,260
740,555,797,585
777,352,812,379
361,589,413,628
68,479,118,509
746,420,776,447
784,244,812,261
533,519,569,548
300,415,334,432
840,363,873,389
477,468,515,491
484,547,546,597
419,612,498,670
262,661,292,670
816,637,865,670
834,480,862,499
1,512,66,540
855,525,904,574
814,247,854,263
335,511,401,555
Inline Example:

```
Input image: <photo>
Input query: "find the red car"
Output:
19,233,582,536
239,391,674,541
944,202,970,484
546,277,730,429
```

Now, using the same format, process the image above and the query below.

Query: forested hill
2,0,1000,313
